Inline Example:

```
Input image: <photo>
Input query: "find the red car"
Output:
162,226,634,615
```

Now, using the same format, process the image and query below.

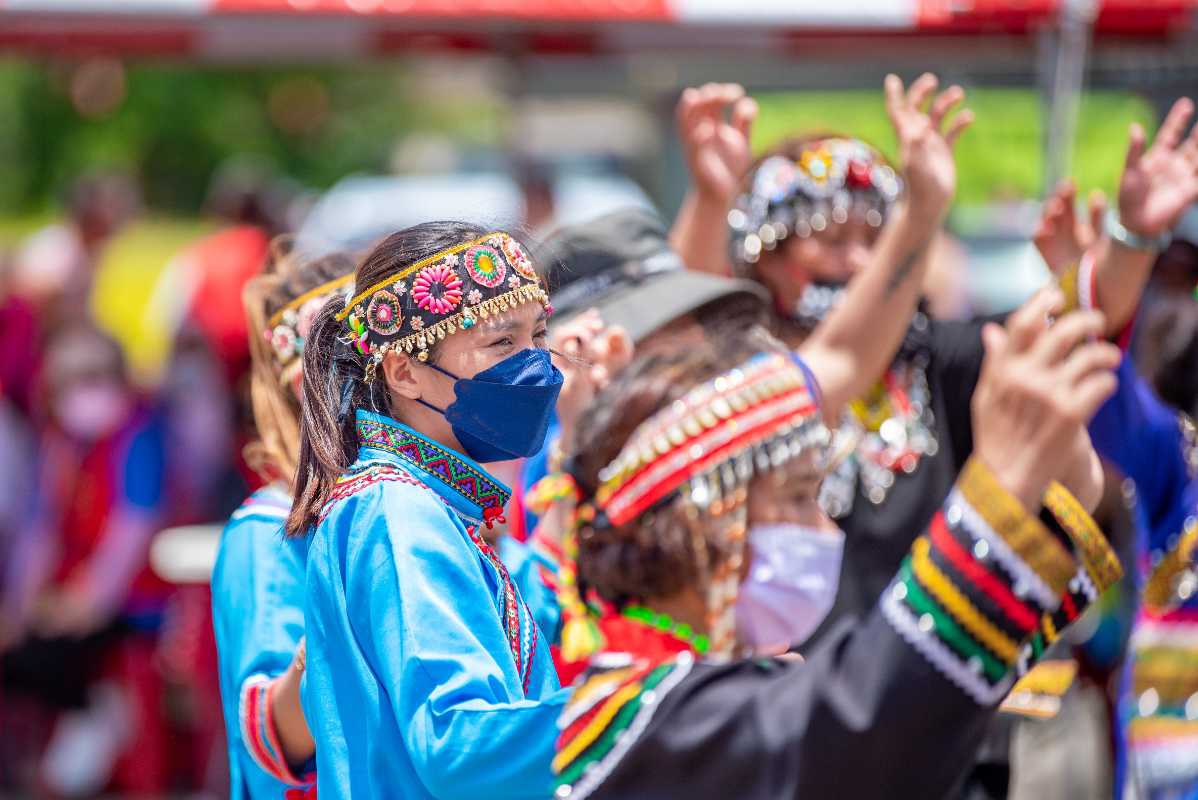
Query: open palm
884,73,973,219
1119,98,1198,237
676,83,757,204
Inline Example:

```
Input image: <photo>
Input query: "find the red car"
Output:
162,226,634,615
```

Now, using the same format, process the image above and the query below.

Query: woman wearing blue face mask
285,222,567,799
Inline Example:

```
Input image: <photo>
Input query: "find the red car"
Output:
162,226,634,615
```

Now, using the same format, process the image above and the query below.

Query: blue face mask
419,348,564,464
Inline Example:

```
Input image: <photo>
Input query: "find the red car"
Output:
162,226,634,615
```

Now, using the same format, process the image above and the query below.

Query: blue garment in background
212,485,313,799
1089,356,1198,800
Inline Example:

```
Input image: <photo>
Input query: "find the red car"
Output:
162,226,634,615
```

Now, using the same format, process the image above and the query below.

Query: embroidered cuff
882,457,1091,705
238,674,313,788
956,458,1076,600
1056,254,1098,316
1142,518,1198,611
553,652,695,800
1043,481,1122,595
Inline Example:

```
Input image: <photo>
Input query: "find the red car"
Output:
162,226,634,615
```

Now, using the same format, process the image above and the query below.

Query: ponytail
285,299,387,537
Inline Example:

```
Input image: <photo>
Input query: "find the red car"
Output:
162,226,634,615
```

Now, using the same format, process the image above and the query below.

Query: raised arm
556,291,1123,800
1035,97,1198,335
798,74,973,418
668,83,757,277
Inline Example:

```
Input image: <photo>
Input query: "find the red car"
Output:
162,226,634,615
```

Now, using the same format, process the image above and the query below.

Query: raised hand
675,83,758,206
1119,97,1198,237
551,309,633,449
884,73,974,222
971,288,1120,512
1033,179,1107,274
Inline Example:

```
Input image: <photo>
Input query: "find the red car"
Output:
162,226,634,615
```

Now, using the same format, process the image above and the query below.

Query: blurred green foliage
753,88,1157,205
0,58,1159,225
0,59,504,217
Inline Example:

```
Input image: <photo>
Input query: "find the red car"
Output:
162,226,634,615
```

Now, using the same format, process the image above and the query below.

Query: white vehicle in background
295,164,655,258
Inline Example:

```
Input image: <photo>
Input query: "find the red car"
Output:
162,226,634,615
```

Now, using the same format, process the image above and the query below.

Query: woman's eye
490,336,515,349
533,327,549,342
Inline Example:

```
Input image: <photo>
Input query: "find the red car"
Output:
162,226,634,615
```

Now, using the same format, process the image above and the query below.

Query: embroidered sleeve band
553,652,695,800
882,457,1120,706
237,674,314,788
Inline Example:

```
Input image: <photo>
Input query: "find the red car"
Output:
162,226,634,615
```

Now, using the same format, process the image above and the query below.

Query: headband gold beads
337,232,551,380
264,273,355,377
594,351,829,527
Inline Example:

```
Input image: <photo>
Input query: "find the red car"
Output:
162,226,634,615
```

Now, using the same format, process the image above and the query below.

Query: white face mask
735,523,846,654
54,382,129,442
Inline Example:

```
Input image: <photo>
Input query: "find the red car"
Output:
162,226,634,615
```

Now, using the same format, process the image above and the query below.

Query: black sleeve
929,313,1008,473
560,458,1122,800
594,615,992,800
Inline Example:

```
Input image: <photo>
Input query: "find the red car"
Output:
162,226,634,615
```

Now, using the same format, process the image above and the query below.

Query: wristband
1106,209,1170,253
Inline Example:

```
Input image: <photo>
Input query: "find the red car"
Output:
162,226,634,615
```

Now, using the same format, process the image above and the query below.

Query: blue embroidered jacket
212,485,315,798
1089,356,1198,798
302,410,566,800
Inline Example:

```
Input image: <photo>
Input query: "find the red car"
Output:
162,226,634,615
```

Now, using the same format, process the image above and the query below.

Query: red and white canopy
0,0,1194,59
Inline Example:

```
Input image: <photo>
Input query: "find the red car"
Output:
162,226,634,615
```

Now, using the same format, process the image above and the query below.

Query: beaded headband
336,232,551,379
730,137,903,268
590,351,829,527
264,273,355,381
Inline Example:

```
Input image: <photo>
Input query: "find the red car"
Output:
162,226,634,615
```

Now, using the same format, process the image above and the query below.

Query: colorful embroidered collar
355,410,511,527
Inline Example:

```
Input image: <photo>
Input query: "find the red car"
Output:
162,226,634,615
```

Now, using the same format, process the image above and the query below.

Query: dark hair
243,238,356,484
285,220,494,537
569,331,774,605
1137,295,1198,418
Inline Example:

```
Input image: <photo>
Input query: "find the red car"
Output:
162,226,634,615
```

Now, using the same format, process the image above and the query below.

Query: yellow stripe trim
1044,481,1123,594
267,272,355,328
562,666,638,719
1142,519,1198,610
552,682,642,773
1042,613,1058,644
958,458,1075,596
1056,262,1081,315
335,232,499,321
911,537,1020,663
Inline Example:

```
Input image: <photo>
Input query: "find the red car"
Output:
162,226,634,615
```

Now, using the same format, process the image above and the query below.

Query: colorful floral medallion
264,272,355,374
366,289,403,335
498,234,538,279
465,244,507,288
412,263,463,315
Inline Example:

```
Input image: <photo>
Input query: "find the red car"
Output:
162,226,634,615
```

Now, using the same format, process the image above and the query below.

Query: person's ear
381,350,422,401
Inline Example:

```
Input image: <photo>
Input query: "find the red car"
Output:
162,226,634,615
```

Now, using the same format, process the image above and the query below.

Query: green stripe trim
555,663,675,788
900,564,1010,683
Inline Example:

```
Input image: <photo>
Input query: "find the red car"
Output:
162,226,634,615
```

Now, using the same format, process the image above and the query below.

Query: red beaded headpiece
594,351,828,527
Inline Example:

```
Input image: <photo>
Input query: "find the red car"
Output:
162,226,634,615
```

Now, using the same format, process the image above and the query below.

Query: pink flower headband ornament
335,232,552,381
730,137,903,268
265,273,356,383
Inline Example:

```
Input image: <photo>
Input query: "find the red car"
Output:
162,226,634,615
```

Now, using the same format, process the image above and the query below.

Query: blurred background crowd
2,0,1198,797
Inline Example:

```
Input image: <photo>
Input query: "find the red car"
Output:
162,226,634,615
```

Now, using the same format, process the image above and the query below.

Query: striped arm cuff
1142,518,1198,611
238,674,314,788
882,457,1106,705
1056,254,1098,316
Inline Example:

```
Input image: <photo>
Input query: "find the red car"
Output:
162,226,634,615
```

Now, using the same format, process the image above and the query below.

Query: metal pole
1043,0,1098,193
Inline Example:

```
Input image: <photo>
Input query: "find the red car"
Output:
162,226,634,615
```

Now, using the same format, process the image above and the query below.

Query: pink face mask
735,523,845,654
54,382,129,441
